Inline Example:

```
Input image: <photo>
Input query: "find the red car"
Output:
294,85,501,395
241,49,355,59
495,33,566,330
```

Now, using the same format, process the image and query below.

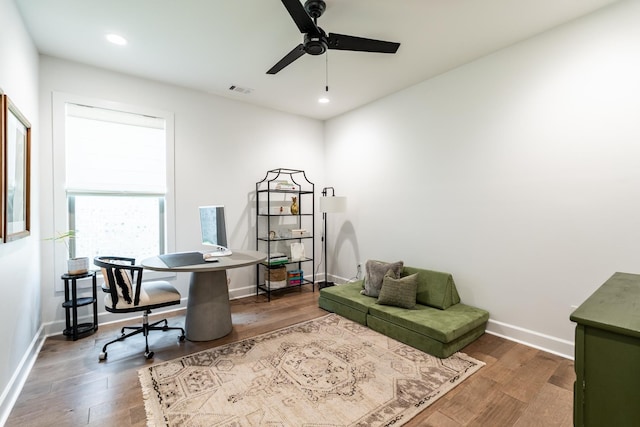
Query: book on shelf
274,180,297,191
265,252,288,265
287,269,303,286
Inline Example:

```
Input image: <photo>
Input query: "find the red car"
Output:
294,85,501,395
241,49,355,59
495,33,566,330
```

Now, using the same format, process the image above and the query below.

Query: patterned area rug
139,314,484,426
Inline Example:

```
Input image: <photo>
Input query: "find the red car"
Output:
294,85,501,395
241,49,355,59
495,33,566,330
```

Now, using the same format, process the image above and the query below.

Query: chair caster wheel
179,335,186,342
99,352,107,361
145,351,154,360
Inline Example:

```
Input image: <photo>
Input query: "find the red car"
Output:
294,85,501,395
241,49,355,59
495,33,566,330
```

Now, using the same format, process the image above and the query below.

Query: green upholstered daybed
319,263,489,358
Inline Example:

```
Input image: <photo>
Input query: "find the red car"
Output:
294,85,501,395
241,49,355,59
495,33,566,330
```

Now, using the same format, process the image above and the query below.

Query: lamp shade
320,196,347,213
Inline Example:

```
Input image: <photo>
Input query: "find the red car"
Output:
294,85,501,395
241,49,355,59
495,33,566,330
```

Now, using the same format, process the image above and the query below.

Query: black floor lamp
318,187,347,288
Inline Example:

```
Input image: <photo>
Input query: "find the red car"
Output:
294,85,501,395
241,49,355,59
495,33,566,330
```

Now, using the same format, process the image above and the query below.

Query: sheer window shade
65,103,166,193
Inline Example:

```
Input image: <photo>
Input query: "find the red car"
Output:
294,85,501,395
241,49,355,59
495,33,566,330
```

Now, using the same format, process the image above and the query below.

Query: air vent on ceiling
229,85,253,94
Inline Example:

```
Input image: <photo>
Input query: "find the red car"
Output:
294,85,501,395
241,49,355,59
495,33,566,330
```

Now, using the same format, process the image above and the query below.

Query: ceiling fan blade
266,44,307,74
327,33,400,54
280,0,320,35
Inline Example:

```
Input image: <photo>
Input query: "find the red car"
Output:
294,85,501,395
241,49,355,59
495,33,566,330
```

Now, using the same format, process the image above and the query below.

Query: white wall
324,0,640,358
38,56,325,329
0,0,41,421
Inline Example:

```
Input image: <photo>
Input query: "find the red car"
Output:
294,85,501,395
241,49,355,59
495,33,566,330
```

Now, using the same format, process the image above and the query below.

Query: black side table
61,271,98,340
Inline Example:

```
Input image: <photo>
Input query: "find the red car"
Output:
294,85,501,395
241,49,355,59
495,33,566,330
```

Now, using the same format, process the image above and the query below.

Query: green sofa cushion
402,266,460,310
366,315,486,358
367,302,489,343
318,296,368,325
319,281,377,314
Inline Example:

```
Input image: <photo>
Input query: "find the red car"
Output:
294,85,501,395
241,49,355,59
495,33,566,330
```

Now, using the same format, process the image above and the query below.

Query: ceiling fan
267,0,401,74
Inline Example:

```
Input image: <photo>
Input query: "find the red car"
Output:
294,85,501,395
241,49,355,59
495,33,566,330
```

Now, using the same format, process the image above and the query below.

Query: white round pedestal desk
141,250,266,341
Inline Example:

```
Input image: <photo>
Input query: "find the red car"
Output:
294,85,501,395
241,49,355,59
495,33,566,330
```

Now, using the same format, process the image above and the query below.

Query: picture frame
2,94,31,242
0,91,4,243
290,242,306,261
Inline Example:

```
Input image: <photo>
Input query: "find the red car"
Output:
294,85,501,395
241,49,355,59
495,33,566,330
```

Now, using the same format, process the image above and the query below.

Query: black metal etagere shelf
256,168,315,301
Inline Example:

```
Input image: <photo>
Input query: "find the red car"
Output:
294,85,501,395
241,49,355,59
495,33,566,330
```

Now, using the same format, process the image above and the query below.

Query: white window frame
52,92,176,290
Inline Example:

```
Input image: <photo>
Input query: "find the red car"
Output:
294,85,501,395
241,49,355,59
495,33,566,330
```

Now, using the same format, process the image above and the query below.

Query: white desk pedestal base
185,270,232,341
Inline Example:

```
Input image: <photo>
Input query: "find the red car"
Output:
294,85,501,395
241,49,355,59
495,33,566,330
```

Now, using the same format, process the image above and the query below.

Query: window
64,103,166,259
52,94,175,287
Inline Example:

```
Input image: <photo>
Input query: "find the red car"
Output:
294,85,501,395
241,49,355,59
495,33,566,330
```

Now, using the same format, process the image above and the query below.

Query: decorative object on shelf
256,168,315,300
289,228,309,237
67,257,90,275
45,230,90,275
260,205,290,215
265,265,287,289
1,93,32,243
318,186,347,289
290,242,305,261
275,180,297,191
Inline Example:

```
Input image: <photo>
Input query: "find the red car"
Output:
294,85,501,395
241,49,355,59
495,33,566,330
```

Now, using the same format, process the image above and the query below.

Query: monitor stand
203,245,233,259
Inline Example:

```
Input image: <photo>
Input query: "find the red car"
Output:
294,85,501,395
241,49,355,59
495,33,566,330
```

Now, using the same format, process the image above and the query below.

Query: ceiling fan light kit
267,0,400,75
318,93,330,104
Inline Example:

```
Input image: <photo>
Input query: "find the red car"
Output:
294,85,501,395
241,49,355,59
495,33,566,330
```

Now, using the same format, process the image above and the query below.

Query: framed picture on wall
2,94,31,242
0,91,4,243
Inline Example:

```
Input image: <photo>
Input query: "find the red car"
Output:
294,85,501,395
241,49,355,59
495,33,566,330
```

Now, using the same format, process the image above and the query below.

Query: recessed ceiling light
106,33,127,46
318,96,330,104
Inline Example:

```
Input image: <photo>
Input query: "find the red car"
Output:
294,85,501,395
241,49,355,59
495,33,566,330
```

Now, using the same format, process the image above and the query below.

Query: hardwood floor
6,287,575,426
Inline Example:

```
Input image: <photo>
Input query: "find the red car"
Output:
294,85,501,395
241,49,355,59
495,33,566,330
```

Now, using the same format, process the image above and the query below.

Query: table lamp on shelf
318,187,347,289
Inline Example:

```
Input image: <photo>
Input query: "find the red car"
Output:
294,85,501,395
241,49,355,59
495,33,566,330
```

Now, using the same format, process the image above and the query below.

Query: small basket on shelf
265,265,287,289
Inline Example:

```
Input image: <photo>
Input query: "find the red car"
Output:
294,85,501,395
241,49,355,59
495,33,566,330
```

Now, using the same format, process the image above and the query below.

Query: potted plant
45,230,90,275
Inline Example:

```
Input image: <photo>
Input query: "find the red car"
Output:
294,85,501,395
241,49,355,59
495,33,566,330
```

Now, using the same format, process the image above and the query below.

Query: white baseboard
0,325,47,427
229,284,257,300
42,298,189,337
229,273,318,300
486,319,574,360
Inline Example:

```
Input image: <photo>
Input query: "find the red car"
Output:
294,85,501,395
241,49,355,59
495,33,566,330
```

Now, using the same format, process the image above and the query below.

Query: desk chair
94,256,185,361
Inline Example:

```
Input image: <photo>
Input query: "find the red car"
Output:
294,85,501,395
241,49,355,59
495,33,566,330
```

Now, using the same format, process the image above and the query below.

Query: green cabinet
570,272,640,427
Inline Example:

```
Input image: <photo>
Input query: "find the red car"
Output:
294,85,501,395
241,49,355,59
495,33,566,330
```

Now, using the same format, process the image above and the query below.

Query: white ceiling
16,0,619,120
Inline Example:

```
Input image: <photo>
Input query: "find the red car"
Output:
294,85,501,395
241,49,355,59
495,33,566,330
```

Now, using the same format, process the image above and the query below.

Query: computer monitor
199,205,232,257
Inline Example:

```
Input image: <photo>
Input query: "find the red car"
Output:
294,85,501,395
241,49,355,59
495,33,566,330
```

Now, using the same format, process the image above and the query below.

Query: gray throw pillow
361,260,403,297
377,272,418,309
